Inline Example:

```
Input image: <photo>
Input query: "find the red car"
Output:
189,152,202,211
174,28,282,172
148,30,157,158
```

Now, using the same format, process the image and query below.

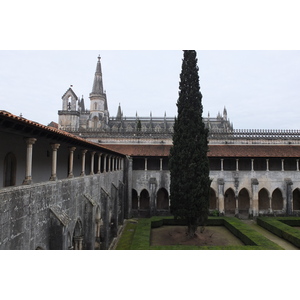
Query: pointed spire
116,103,122,120
91,55,104,95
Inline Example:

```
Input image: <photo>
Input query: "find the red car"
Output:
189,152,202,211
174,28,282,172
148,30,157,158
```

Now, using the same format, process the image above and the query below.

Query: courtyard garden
114,216,300,250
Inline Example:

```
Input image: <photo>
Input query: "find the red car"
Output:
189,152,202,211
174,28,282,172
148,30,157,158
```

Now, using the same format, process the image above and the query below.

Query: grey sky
0,50,299,130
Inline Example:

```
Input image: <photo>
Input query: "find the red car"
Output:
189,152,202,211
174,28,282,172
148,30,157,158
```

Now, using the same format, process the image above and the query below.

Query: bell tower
58,87,80,130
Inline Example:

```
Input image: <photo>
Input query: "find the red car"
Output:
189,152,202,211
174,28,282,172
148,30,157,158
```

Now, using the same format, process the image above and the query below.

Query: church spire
91,55,104,95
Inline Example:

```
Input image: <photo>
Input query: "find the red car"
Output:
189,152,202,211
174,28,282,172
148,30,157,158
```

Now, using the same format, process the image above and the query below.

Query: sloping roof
0,110,125,157
100,144,300,158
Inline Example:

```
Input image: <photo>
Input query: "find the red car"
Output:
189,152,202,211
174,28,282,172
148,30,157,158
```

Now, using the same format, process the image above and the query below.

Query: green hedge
127,217,282,250
257,217,300,248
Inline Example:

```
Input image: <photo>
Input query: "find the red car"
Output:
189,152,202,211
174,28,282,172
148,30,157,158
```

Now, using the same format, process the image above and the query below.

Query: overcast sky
0,50,300,130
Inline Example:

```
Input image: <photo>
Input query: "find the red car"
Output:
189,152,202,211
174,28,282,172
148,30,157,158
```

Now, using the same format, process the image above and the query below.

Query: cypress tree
169,50,211,237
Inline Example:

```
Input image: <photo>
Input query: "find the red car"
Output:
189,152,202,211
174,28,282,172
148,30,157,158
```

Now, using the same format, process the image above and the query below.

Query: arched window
272,188,283,210
132,189,138,209
238,188,250,212
293,189,300,211
3,152,17,187
94,103,98,110
157,188,169,210
140,189,150,209
209,188,217,210
224,188,235,213
259,188,269,210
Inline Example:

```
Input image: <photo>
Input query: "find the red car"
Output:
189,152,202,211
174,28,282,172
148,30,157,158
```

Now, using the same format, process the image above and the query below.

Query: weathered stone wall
0,171,124,250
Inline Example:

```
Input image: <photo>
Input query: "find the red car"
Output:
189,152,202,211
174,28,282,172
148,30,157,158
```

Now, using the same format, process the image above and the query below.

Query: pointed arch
3,152,17,187
132,189,138,209
272,188,283,210
224,188,235,213
293,188,300,211
73,219,83,250
238,188,250,212
157,188,169,210
140,189,150,209
259,188,270,210
209,188,217,210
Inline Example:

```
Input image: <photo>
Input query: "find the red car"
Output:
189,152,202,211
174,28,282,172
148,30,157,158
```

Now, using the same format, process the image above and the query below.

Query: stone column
236,159,239,172
145,158,148,171
97,153,102,174
297,159,299,172
160,158,163,171
23,138,37,185
269,196,272,214
220,159,224,172
266,159,269,171
281,159,285,171
217,178,225,215
285,179,293,215
68,147,76,178
80,150,88,176
103,154,107,173
49,143,60,181
251,159,254,172
90,151,96,175
108,155,111,172
251,178,259,217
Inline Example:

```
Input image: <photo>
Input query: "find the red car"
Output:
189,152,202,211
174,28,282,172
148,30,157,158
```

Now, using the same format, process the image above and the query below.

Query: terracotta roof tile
101,144,300,158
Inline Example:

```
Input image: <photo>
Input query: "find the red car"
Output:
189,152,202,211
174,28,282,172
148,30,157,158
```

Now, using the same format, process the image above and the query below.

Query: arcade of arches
209,187,300,214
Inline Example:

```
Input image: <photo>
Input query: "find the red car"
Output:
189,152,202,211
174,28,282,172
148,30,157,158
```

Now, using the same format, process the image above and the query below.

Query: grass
115,216,283,250
257,217,300,248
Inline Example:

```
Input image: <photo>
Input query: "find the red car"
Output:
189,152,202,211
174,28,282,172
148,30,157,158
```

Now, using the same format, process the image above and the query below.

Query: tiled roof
0,110,125,157
101,144,300,158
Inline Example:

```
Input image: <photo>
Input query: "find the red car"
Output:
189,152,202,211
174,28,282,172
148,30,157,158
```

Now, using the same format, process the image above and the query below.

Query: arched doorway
73,219,83,250
238,188,250,214
132,189,138,210
272,188,283,210
157,188,169,210
209,188,217,210
293,188,300,211
140,189,150,209
224,188,235,214
259,188,269,211
3,152,16,187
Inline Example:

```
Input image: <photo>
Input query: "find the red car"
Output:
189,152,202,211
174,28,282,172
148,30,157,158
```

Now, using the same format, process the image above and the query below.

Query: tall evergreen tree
169,50,211,237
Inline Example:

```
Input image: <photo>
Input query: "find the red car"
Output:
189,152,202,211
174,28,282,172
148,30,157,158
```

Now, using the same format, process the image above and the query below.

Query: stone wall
0,171,125,250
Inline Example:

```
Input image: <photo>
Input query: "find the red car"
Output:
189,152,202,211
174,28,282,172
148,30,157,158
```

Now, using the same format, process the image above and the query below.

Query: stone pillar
281,159,285,171
90,151,96,175
23,138,37,185
49,143,60,181
103,154,107,173
236,159,239,172
108,155,111,172
269,196,272,214
266,159,269,171
220,159,224,172
285,178,293,215
297,159,299,172
68,147,76,178
97,153,102,174
251,159,254,172
251,178,259,217
217,178,225,215
160,158,163,171
145,158,148,171
80,150,88,176
74,236,83,250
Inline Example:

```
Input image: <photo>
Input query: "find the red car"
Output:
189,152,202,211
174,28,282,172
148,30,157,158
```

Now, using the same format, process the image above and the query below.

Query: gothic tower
88,56,109,129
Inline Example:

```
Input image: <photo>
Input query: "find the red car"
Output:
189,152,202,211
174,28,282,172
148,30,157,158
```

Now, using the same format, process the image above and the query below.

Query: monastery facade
1,55,300,249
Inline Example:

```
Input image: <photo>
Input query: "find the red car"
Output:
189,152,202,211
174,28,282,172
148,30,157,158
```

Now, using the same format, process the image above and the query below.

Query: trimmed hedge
257,217,300,248
127,217,282,250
